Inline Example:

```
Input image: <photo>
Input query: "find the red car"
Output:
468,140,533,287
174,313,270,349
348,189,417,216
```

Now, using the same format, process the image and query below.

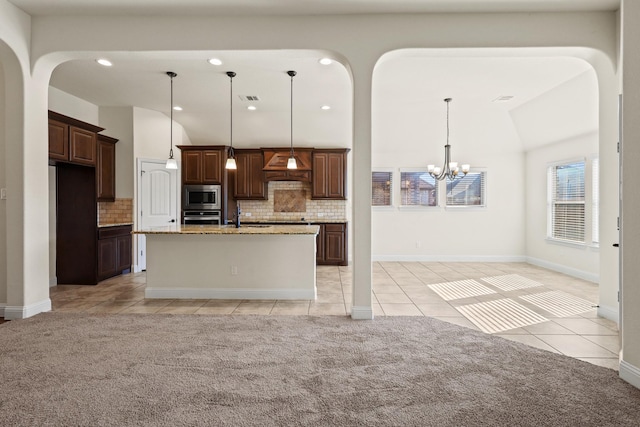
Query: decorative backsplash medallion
274,190,307,212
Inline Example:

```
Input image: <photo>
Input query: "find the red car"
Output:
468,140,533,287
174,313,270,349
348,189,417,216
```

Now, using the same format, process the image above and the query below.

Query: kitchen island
133,224,319,300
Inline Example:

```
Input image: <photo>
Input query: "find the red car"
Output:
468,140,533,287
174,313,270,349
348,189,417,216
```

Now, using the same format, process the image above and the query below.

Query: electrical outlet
244,212,252,217
317,212,325,217
0,188,6,200
231,266,238,275
416,241,422,248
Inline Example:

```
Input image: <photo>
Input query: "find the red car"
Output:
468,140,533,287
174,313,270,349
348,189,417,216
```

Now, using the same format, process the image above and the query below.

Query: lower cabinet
98,225,132,281
317,223,348,266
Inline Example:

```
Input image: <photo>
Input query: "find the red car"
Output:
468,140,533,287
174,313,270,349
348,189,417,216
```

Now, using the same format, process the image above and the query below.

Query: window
445,171,486,207
400,171,438,206
548,161,585,243
372,171,393,206
592,158,599,244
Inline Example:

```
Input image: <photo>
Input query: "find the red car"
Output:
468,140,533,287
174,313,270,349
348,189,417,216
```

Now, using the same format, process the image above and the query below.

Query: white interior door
137,160,178,270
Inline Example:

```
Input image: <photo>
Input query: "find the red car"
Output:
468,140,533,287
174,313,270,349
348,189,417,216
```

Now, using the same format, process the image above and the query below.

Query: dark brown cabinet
97,225,132,281
96,134,118,201
233,150,267,199
312,149,349,199
315,222,348,266
48,111,103,167
178,146,225,185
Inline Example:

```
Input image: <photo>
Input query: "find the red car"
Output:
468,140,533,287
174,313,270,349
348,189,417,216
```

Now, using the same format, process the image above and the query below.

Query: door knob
169,219,176,223
613,243,619,247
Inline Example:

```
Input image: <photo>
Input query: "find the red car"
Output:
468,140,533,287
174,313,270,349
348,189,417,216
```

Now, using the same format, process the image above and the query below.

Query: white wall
521,69,600,282
525,133,599,281
48,86,99,124
372,90,526,261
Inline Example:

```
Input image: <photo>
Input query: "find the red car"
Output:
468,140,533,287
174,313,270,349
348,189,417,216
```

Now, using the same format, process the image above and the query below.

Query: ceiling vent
492,95,514,103
239,95,261,102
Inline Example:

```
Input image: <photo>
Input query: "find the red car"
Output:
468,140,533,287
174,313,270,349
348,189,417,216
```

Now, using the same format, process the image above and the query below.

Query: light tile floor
42,261,620,371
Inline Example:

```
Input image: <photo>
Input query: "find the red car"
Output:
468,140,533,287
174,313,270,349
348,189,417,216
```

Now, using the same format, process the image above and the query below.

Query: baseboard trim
4,298,52,320
351,305,374,320
0,303,5,318
526,256,598,283
597,304,619,323
49,276,57,287
145,287,316,300
620,360,640,389
372,255,526,263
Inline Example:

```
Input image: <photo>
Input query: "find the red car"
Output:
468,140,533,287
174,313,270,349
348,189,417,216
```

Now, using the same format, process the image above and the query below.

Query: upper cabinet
178,145,225,185
233,149,267,200
312,149,350,199
96,134,118,202
48,111,104,167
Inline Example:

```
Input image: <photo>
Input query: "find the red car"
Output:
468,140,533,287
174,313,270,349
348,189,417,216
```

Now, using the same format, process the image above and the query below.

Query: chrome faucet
235,204,241,228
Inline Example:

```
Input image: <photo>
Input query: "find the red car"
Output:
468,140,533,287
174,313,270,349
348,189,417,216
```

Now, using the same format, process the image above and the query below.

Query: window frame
444,169,487,210
546,158,586,245
398,168,440,209
371,169,394,208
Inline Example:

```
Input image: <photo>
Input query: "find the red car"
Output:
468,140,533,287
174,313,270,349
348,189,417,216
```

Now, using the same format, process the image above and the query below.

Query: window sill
445,205,487,211
398,205,439,211
545,237,587,249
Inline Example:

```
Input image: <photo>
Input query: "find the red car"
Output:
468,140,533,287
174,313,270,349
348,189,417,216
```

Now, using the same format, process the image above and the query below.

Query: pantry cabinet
312,149,349,199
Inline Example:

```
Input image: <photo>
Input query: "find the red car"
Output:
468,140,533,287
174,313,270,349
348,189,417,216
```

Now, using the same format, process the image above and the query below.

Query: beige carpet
1,312,639,426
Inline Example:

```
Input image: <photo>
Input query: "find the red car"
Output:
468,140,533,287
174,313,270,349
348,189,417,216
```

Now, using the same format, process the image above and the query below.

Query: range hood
262,148,313,182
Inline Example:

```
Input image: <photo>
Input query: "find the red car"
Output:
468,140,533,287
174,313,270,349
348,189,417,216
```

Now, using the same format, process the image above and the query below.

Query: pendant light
165,71,178,170
427,98,470,181
225,71,237,170
287,70,298,170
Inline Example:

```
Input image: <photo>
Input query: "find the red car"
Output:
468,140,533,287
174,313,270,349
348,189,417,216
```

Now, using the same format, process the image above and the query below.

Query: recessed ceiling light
247,105,257,111
319,58,332,65
173,106,183,111
208,58,222,66
321,105,331,110
96,58,112,67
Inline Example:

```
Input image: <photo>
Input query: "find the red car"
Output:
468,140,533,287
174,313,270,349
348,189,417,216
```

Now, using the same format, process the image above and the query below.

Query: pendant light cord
169,73,174,159
445,97,451,147
290,72,294,157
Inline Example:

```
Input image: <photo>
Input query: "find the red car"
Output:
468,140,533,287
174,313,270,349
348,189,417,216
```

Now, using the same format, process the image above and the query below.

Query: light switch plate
0,188,6,200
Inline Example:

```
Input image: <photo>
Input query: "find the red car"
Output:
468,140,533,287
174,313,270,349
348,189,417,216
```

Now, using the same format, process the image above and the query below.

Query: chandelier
427,98,469,181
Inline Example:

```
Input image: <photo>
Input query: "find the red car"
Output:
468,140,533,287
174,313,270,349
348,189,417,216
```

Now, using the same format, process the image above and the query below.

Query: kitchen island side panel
144,233,317,300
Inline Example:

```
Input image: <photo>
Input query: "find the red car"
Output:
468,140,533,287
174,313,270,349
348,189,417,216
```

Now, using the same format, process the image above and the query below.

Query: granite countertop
242,219,347,224
132,224,320,235
98,222,134,228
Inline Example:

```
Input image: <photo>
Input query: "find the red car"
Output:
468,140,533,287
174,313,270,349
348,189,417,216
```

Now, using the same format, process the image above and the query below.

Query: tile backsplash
98,198,133,225
239,181,347,222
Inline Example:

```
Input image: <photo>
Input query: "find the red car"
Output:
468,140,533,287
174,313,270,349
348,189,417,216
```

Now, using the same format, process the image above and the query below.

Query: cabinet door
202,150,222,184
233,152,250,198
182,150,203,184
69,126,97,166
116,234,132,273
316,223,326,264
326,152,346,199
97,238,117,280
248,152,267,199
48,119,69,161
324,223,347,266
312,151,346,199
97,139,116,201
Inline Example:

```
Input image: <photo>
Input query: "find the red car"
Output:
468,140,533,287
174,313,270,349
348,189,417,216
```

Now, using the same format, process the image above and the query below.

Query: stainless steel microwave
183,184,221,210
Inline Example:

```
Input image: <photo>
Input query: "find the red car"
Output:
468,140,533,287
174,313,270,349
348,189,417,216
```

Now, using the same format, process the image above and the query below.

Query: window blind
400,171,437,206
372,171,392,206
549,162,585,242
445,172,485,207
